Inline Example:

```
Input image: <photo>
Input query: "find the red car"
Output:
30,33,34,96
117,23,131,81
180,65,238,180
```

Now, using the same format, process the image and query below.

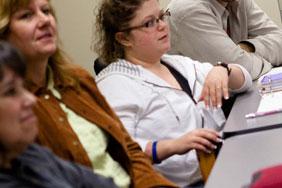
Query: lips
21,112,38,125
159,34,168,41
36,32,53,41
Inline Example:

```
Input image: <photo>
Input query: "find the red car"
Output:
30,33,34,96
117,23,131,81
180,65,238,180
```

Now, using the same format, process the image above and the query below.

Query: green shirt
47,69,130,188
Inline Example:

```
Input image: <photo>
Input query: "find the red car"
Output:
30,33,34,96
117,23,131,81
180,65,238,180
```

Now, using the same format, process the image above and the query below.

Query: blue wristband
152,141,161,164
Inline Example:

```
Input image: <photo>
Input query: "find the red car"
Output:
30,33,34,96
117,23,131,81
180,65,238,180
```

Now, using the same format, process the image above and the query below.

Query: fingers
200,85,210,109
196,129,221,144
191,143,212,153
191,137,216,153
222,79,229,100
210,83,222,108
176,129,223,155
200,67,230,109
201,81,223,109
190,129,223,154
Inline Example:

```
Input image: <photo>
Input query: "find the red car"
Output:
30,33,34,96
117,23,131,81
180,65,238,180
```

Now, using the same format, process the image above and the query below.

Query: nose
22,89,37,108
37,12,51,27
157,19,168,30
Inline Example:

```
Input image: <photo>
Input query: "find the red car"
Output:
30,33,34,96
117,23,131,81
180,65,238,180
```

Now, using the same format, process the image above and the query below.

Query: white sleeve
229,64,253,93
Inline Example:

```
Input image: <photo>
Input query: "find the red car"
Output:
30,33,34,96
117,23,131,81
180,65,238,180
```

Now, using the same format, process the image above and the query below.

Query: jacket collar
211,0,239,17
25,66,71,95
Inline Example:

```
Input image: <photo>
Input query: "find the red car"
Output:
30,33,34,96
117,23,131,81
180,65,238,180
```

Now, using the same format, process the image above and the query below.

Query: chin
25,126,38,144
161,45,171,55
40,46,57,57
22,119,38,144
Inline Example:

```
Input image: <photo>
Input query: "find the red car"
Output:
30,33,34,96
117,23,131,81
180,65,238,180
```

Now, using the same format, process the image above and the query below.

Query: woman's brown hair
0,0,78,87
95,0,147,64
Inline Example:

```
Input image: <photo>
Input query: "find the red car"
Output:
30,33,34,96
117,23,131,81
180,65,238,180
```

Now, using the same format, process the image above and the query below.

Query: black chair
93,58,108,75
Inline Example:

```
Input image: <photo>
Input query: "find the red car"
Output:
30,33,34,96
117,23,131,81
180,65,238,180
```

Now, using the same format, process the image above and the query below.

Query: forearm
125,135,178,187
145,139,177,162
228,65,245,90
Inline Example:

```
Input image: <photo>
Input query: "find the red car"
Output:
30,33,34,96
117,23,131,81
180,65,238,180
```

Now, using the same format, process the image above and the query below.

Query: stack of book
258,71,282,94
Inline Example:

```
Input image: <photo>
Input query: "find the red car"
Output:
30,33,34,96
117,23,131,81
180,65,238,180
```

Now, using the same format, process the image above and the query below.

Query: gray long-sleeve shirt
168,0,282,80
0,144,117,188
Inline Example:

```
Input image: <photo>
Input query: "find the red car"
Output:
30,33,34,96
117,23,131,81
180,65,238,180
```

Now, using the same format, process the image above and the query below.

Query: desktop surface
223,86,282,135
205,128,282,188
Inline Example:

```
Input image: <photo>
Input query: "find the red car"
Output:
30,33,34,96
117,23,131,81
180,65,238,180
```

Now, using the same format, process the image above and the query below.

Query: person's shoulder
64,63,92,78
162,54,195,64
61,62,96,86
16,144,56,165
162,54,201,74
24,144,54,157
168,0,212,15
96,59,142,82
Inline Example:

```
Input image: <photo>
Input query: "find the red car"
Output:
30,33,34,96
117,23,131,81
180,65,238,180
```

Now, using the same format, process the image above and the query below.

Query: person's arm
243,0,282,66
168,2,272,80
144,129,221,163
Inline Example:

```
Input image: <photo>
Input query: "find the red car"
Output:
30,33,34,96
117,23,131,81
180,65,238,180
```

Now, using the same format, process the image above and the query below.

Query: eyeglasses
120,9,171,32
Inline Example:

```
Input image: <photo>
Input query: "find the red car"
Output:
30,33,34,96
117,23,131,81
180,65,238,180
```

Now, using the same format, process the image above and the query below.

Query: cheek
50,17,58,36
0,106,25,149
0,121,36,151
9,22,29,39
135,34,155,47
0,123,20,150
0,109,15,128
8,27,31,51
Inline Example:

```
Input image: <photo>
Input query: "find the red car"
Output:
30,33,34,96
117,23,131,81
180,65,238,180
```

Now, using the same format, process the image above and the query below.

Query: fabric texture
168,0,282,80
96,54,252,187
0,144,117,188
25,63,177,188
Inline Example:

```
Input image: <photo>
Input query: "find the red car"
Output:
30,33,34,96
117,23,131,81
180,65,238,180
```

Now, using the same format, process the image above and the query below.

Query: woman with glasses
0,0,177,187
95,0,252,187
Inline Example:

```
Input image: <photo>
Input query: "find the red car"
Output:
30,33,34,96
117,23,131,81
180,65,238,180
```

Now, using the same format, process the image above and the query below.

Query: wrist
152,141,161,164
215,62,232,76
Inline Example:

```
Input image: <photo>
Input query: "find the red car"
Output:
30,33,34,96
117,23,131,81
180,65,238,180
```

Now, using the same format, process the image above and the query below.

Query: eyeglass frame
119,9,171,32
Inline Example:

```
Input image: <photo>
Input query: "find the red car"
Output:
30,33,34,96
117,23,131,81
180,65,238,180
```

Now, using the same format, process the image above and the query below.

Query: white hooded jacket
96,54,252,187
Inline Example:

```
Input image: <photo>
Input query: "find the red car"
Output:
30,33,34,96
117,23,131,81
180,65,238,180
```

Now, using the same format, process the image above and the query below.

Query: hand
145,129,222,161
173,129,222,154
199,66,229,109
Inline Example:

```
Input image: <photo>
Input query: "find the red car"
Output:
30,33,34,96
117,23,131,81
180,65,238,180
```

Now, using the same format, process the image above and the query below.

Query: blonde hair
0,0,78,87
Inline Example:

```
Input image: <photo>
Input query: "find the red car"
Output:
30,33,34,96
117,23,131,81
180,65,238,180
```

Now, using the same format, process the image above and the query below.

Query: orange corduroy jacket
26,64,177,188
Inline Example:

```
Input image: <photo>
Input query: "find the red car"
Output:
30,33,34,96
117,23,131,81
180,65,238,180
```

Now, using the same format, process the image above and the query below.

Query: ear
115,32,132,47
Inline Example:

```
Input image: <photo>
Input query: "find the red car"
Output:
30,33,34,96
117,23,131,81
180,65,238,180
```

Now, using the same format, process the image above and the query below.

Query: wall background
52,0,282,73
